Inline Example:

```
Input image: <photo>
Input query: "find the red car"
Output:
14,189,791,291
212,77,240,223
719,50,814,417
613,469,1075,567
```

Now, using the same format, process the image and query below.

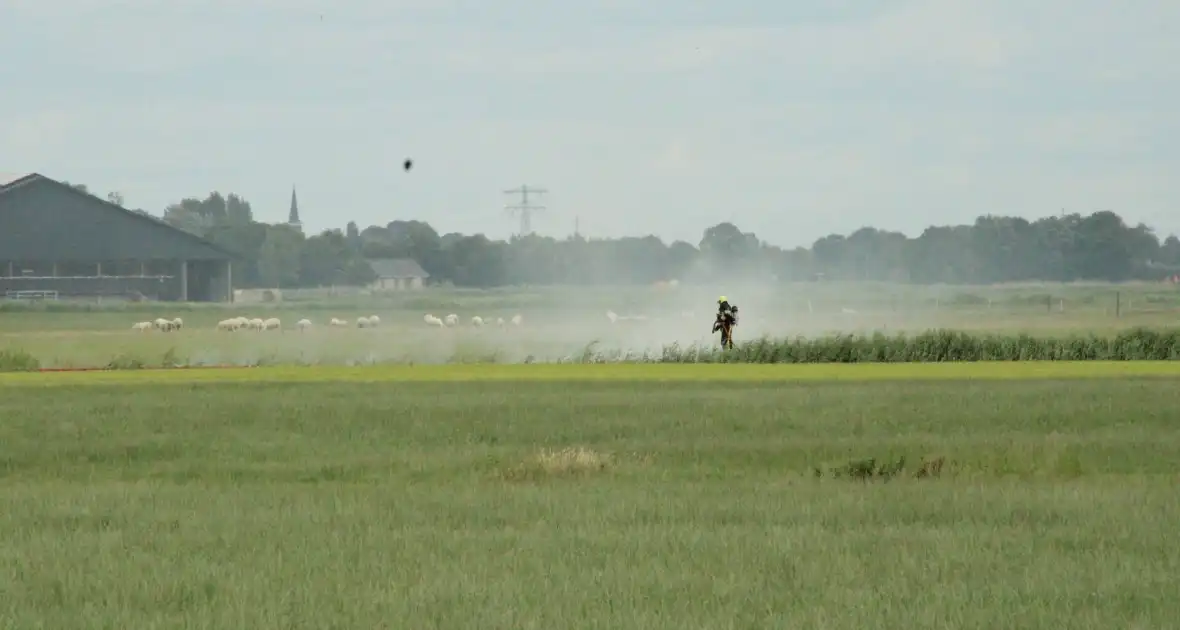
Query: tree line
80,184,1180,287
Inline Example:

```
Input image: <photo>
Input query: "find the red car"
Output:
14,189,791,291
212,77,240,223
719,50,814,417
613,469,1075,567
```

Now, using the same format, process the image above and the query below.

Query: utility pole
504,185,547,237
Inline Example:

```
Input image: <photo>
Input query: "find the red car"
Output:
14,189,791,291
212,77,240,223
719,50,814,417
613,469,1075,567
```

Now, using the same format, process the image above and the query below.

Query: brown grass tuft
914,456,946,479
500,446,612,482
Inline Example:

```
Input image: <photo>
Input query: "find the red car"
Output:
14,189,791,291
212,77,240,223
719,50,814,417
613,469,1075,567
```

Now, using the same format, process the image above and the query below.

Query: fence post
1116,291,1121,318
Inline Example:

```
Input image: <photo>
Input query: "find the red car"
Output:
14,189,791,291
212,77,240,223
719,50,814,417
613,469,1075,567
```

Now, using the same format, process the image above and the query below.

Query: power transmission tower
504,185,547,237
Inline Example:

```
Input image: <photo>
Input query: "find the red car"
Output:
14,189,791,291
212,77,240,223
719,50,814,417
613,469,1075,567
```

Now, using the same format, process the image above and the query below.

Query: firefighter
712,296,738,349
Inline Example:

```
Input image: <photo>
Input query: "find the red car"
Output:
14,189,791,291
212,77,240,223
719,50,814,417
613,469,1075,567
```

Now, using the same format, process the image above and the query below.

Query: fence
0,275,177,300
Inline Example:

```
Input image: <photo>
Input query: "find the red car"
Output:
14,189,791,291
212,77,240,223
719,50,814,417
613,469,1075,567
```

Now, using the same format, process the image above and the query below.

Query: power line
504,185,547,237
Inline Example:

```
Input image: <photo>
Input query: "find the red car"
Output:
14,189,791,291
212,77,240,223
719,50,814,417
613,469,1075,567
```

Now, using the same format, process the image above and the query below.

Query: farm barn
366,258,429,291
0,173,234,302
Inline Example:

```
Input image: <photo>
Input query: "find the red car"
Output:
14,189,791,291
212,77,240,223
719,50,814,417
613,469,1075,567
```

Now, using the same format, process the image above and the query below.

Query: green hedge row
643,328,1180,363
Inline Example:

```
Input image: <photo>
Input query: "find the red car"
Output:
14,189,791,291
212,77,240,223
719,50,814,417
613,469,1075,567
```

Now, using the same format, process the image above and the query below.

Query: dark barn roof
0,173,233,261
367,258,430,278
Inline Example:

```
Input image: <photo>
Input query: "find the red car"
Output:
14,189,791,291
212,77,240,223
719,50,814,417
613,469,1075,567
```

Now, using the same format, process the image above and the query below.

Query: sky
1,0,1177,248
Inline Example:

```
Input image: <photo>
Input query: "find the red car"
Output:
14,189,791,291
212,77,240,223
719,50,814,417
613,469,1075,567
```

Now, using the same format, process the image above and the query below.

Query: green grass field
2,363,1179,628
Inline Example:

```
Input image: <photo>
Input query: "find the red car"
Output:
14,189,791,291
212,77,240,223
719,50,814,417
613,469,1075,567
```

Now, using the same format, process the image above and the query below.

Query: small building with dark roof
366,258,429,291
0,173,234,302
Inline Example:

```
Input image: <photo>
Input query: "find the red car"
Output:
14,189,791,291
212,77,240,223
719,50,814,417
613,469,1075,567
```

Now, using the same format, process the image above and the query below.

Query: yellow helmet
718,296,727,303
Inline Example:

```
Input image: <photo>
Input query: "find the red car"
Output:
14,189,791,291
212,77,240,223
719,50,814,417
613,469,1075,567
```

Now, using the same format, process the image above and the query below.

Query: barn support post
5,261,11,278
139,261,145,277
96,262,102,276
180,260,189,301
225,262,233,302
51,262,57,277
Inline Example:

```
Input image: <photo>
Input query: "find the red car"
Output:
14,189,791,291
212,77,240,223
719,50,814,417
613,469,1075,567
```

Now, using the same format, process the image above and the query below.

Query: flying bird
403,158,413,172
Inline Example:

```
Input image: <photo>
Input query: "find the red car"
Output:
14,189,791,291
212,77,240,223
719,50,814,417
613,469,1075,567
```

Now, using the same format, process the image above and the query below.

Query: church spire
287,186,302,230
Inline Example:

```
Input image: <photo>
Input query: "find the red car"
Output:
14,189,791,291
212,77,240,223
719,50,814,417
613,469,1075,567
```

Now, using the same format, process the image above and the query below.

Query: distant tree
152,184,1177,288
256,225,304,288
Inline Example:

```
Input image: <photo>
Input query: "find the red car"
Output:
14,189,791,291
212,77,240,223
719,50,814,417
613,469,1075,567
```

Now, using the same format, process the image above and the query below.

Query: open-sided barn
0,173,234,302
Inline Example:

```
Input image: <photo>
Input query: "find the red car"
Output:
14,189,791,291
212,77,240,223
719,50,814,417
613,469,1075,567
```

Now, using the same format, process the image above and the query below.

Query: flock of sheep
131,317,184,332
423,313,523,328
213,315,380,332
131,309,696,334
129,313,526,333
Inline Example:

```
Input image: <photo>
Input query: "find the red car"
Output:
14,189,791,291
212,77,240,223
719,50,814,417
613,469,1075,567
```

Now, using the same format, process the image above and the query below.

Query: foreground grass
2,378,1180,628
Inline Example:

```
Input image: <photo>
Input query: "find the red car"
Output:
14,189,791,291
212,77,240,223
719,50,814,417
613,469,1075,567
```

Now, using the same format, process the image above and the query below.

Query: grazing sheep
367,315,380,327
424,314,445,327
356,316,371,328
217,317,242,331
329,317,348,327
511,314,523,326
471,316,484,327
295,318,312,331
248,318,264,331
496,317,506,327
262,317,281,331
444,314,459,327
153,317,174,332
171,317,183,331
132,321,153,332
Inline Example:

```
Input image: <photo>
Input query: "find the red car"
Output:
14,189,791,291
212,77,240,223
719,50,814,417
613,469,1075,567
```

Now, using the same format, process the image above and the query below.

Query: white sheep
295,318,312,331
471,316,484,327
356,316,371,328
263,317,281,331
444,314,459,327
606,310,618,324
424,314,445,327
132,321,153,332
153,317,173,332
171,317,183,330
329,317,348,327
367,315,380,327
496,317,505,327
248,318,264,331
511,314,523,326
215,318,238,331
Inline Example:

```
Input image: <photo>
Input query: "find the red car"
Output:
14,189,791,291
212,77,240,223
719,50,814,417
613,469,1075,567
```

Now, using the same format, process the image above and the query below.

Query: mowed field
3,363,1180,629
3,281,1180,368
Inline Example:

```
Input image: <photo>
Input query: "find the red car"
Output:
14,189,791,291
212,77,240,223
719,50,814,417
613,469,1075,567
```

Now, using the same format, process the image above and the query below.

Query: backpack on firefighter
711,296,738,349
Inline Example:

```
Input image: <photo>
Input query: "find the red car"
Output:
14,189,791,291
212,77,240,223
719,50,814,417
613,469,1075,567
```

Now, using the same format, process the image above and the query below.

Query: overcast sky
2,0,1176,248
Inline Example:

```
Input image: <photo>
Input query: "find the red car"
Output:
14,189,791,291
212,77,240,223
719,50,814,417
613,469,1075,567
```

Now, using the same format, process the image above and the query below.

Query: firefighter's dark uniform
712,297,737,349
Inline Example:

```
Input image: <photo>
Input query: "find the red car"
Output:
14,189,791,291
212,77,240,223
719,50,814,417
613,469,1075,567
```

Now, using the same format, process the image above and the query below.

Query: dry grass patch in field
500,446,612,481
